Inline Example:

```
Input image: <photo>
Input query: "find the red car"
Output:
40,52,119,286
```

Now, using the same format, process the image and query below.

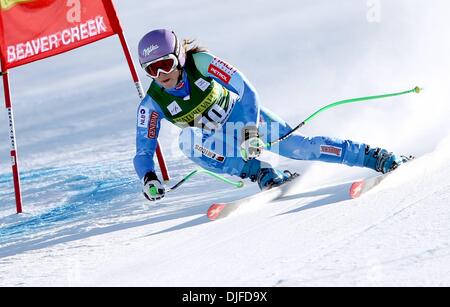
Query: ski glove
240,125,265,161
143,171,165,201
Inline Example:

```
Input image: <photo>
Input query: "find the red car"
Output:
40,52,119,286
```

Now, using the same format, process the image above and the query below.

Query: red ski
349,173,389,199
349,156,414,198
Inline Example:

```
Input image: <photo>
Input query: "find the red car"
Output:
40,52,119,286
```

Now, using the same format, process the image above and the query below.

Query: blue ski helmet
138,29,186,69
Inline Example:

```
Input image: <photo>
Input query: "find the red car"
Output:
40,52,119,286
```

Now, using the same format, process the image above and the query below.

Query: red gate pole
103,0,170,182
117,31,171,182
1,68,23,213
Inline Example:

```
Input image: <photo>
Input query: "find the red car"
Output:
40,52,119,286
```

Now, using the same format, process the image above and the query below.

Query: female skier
134,29,409,201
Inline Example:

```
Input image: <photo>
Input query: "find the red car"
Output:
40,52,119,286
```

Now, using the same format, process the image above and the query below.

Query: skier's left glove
142,171,165,201
240,125,265,161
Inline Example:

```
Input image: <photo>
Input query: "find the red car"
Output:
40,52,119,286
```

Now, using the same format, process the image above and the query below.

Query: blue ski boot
239,160,297,190
364,146,412,174
256,168,295,190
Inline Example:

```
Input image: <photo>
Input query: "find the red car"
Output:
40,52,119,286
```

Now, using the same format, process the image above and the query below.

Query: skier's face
155,68,181,89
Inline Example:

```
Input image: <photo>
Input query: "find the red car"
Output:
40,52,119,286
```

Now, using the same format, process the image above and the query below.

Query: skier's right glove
142,171,165,201
240,125,265,161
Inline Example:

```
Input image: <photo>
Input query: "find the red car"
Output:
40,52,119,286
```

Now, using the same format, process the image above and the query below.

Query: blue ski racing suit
134,52,372,185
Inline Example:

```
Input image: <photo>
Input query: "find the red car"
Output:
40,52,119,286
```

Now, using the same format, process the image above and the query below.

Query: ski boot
364,146,413,174
239,160,298,190
256,168,297,190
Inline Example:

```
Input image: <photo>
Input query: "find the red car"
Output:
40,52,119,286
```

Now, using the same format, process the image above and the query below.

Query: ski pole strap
267,86,422,147
167,169,244,192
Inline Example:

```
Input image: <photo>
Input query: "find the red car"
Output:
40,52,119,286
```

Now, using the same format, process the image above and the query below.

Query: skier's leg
178,127,293,189
258,106,365,166
178,127,263,179
259,106,407,172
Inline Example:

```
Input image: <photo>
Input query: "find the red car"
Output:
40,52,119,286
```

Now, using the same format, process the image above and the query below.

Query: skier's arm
133,97,165,181
193,52,260,126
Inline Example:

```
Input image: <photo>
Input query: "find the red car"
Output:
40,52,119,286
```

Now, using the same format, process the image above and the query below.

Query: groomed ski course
1,0,450,286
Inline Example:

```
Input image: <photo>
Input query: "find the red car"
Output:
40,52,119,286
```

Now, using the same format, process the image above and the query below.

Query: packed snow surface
1,0,449,286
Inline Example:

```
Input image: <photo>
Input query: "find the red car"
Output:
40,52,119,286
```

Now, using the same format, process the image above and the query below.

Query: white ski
207,174,300,221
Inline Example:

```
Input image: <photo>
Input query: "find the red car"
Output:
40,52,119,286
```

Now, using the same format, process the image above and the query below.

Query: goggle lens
145,58,176,78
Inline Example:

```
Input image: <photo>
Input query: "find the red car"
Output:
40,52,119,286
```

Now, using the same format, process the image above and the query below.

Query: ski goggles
141,54,179,78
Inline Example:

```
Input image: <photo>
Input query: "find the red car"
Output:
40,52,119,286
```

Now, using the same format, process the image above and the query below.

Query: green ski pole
166,169,244,193
267,86,422,147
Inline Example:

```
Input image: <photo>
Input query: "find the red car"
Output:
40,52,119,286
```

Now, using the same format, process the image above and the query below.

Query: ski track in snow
268,157,450,286
1,148,449,286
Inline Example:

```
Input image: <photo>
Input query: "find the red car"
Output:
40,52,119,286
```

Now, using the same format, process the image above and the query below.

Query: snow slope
1,0,450,286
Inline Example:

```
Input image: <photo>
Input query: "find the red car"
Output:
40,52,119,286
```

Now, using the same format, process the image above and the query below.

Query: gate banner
0,0,120,70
